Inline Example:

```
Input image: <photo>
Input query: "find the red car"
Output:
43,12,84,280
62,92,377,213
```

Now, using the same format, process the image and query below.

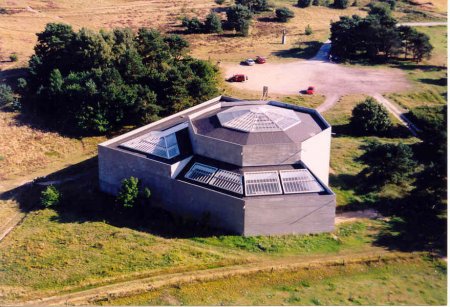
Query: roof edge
99,95,223,147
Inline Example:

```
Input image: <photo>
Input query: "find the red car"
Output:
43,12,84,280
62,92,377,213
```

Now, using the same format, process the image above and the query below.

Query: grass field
101,257,447,306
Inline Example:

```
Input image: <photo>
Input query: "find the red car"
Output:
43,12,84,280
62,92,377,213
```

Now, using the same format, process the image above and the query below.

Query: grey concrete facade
98,96,336,236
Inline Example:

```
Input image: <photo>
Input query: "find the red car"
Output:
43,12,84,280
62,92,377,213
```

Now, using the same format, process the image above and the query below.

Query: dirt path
398,22,447,27
12,250,419,306
372,93,420,136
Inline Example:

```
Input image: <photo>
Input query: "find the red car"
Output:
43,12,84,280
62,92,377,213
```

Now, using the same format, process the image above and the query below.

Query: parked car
227,74,248,82
255,56,266,64
243,58,255,66
306,86,315,95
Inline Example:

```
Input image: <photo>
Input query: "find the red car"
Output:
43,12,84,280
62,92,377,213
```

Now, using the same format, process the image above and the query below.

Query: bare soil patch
223,59,411,97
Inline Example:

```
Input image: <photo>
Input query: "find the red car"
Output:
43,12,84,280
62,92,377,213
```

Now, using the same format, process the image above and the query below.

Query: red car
255,56,266,64
227,74,248,82
306,86,315,95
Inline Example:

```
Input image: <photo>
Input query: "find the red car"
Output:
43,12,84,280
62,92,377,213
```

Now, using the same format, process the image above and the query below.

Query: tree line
330,3,432,62
19,23,219,134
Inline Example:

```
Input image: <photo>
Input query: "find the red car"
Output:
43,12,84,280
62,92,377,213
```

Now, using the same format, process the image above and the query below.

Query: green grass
281,94,326,109
100,257,447,306
192,221,372,255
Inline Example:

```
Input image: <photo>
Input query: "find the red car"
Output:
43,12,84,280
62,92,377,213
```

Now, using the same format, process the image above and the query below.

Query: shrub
41,185,61,208
305,24,313,35
236,0,269,12
350,98,393,135
298,0,312,8
275,7,295,22
226,5,252,35
0,84,15,106
116,177,140,208
215,0,225,4
333,0,349,8
9,53,18,62
182,16,204,33
204,12,223,33
359,141,417,185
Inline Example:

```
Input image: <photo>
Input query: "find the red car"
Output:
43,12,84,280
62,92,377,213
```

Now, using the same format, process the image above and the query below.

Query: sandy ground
223,42,411,97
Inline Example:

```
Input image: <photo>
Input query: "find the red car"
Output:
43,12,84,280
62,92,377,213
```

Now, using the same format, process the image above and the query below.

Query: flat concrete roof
101,96,330,162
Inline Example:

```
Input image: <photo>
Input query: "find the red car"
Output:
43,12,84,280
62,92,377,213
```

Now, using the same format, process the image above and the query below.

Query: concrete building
98,96,335,236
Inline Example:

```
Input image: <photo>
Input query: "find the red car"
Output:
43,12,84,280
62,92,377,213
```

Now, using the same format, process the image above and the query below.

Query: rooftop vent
217,105,301,133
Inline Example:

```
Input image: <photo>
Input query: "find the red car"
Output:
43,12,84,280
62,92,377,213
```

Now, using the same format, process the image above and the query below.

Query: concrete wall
190,133,243,166
98,146,172,195
242,143,302,166
299,127,331,185
168,181,245,234
243,194,335,236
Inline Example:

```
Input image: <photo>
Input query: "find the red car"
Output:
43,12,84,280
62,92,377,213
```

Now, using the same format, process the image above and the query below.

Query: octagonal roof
216,105,301,133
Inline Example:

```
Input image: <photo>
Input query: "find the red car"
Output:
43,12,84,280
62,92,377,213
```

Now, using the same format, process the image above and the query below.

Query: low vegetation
40,185,61,208
100,257,446,306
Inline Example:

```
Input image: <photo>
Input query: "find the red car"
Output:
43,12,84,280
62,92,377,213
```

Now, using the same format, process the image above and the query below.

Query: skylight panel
209,169,243,194
185,163,218,184
120,132,180,159
244,171,282,196
279,169,324,194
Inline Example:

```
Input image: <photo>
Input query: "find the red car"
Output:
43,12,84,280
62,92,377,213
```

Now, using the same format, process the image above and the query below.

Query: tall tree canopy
330,5,432,61
22,23,219,134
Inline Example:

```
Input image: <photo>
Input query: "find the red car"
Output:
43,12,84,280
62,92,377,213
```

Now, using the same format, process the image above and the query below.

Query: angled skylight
185,163,218,184
217,105,300,133
244,171,282,196
209,169,243,194
279,169,324,194
120,131,180,159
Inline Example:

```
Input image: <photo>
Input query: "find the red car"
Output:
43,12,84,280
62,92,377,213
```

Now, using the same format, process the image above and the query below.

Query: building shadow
2,157,232,239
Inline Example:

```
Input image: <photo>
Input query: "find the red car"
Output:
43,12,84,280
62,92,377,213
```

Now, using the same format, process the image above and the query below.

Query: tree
236,0,269,12
333,0,349,9
305,24,313,35
350,98,393,135
116,177,140,208
298,0,312,7
275,7,295,22
182,16,204,33
41,185,61,208
21,24,219,134
204,12,223,33
0,84,15,107
226,5,253,35
359,141,417,185
410,32,433,63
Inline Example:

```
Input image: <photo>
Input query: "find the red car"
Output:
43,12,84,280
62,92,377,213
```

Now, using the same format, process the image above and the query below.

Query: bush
359,141,417,185
9,53,18,62
204,12,223,33
333,0,349,8
305,24,313,35
215,0,225,4
226,5,253,35
236,0,269,12
298,0,312,8
275,7,295,22
182,16,204,33
41,185,61,208
116,177,140,208
0,84,15,106
350,98,393,135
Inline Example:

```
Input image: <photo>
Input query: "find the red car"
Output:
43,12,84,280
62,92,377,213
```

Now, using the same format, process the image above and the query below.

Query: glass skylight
217,105,300,133
120,131,180,159
244,171,283,196
279,169,324,194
